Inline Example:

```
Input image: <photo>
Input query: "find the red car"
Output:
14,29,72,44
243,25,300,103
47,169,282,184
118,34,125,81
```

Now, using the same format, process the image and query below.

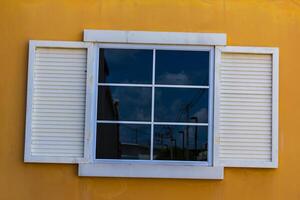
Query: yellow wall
0,0,299,199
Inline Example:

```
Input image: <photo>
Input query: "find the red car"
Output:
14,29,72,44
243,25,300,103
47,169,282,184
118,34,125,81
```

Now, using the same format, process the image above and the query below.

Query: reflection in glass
155,50,209,85
99,48,153,84
154,88,208,123
96,123,151,160
153,125,208,161
98,86,152,121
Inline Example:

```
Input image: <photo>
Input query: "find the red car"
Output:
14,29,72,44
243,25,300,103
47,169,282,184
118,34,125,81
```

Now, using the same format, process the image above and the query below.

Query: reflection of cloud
157,71,191,85
112,87,151,121
105,49,140,65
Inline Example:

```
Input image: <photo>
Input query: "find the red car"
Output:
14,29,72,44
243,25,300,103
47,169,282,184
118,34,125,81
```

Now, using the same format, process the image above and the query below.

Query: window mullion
150,49,156,160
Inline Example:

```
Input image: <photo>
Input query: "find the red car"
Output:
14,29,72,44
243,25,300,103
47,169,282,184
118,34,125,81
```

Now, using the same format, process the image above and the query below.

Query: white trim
93,159,209,166
218,160,277,168
24,40,92,164
79,163,223,179
83,43,97,163
213,46,222,167
272,48,279,168
24,41,35,163
208,47,215,166
91,43,216,178
96,43,214,51
89,47,100,164
28,40,91,48
150,49,156,160
213,46,279,168
84,30,227,46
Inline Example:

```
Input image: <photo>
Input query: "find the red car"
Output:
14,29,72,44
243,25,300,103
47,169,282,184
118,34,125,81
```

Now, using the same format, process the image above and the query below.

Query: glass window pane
153,125,208,161
154,88,208,123
96,123,151,160
98,86,152,121
155,50,209,86
99,48,153,84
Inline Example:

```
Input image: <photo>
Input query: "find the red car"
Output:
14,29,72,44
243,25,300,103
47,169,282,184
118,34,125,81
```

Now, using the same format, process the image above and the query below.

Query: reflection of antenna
174,89,206,122
178,130,185,159
190,117,198,158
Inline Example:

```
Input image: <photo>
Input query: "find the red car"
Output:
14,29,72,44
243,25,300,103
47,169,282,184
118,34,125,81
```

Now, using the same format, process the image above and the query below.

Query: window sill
78,163,224,179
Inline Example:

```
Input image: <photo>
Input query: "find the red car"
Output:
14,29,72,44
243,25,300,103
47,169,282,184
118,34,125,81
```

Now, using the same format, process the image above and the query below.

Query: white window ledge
84,30,226,46
79,163,224,180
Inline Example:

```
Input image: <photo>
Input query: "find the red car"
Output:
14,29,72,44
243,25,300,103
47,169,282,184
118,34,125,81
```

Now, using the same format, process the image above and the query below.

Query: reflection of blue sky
100,86,152,121
155,50,209,86
154,88,208,123
99,49,153,84
154,125,208,149
119,124,151,146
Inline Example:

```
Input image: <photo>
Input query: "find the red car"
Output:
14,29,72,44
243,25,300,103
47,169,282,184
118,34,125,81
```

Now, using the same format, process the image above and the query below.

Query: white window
24,30,279,179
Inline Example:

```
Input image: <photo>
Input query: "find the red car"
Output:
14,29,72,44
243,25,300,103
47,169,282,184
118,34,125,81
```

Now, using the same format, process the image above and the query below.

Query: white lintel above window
84,30,227,46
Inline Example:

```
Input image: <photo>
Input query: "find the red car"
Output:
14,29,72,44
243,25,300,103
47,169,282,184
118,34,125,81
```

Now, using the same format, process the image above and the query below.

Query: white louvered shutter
24,41,92,163
214,46,279,168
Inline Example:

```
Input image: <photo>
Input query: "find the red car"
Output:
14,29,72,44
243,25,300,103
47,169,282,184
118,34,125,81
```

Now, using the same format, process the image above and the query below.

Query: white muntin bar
97,120,209,126
97,120,152,125
98,83,152,87
150,49,156,160
97,83,209,89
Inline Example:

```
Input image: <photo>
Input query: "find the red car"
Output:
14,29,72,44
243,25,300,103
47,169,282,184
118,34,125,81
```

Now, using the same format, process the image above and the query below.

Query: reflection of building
97,50,148,159
96,49,120,159
120,143,150,159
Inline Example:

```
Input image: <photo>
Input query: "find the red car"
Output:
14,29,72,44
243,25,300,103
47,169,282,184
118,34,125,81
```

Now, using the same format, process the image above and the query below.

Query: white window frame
79,30,227,179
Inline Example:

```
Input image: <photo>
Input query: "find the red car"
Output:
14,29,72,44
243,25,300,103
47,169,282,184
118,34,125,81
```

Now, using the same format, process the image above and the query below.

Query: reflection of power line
175,89,206,122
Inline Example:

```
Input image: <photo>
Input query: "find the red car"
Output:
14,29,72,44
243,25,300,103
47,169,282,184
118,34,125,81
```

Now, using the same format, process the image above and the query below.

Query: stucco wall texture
0,0,299,199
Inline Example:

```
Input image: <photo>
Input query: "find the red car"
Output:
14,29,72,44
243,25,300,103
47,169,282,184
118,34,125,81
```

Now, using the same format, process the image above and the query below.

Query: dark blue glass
153,125,208,161
154,87,209,123
155,50,209,85
99,48,153,84
98,86,152,121
96,123,151,160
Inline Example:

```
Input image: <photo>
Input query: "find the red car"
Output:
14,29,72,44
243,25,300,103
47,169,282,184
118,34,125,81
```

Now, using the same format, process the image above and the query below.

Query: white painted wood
84,30,226,46
214,46,279,168
24,40,92,163
79,163,224,179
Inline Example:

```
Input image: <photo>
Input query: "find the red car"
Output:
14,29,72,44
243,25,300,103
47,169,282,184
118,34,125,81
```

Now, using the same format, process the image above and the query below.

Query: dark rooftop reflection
96,123,151,160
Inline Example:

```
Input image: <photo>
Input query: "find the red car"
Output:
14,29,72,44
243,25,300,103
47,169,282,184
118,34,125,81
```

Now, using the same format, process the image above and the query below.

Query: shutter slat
215,46,278,168
37,53,87,59
220,134,271,139
220,146,271,151
220,142,271,147
220,66,272,72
